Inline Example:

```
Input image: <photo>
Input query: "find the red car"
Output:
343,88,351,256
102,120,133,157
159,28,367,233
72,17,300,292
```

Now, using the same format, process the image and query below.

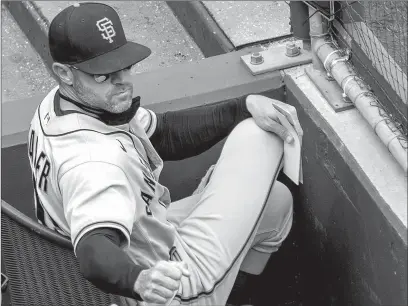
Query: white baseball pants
133,118,293,306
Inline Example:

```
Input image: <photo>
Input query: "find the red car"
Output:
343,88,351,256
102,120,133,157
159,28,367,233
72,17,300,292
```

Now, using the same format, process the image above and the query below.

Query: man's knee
225,118,284,157
232,118,268,139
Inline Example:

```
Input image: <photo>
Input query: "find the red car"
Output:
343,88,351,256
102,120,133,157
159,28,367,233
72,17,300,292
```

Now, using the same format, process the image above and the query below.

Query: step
203,1,291,47
167,1,293,57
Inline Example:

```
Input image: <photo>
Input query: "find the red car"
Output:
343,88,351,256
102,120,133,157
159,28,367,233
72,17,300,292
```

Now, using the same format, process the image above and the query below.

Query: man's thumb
175,261,191,277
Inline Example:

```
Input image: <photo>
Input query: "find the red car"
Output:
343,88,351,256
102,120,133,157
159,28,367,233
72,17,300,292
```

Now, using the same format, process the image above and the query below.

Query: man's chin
111,96,132,113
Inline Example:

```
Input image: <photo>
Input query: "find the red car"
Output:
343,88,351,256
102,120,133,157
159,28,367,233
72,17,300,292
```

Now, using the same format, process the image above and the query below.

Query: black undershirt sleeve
149,95,252,161
75,227,144,301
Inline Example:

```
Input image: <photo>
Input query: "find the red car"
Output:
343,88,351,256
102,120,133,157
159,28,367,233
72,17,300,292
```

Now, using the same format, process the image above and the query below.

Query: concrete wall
281,75,407,306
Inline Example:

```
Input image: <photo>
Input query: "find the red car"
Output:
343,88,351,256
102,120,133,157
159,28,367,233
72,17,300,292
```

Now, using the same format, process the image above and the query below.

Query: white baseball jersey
28,86,178,267
28,87,293,306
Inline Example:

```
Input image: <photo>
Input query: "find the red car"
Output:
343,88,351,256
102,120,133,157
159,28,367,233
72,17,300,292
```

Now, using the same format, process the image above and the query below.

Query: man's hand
134,261,191,304
246,95,303,143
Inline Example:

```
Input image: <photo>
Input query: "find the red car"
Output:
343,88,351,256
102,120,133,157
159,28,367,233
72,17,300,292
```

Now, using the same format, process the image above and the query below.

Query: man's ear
52,63,74,85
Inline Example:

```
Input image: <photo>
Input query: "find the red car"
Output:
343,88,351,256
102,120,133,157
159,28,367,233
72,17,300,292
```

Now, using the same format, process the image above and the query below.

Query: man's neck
58,86,100,117
57,85,141,126
59,86,83,107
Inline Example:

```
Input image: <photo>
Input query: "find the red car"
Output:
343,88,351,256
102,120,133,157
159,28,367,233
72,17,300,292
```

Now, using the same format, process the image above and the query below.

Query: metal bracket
305,66,355,112
302,1,335,22
1,273,9,292
241,45,312,75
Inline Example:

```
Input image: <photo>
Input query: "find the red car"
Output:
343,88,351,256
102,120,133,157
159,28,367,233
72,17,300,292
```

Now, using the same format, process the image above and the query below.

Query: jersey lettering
28,129,38,163
143,172,156,192
141,191,153,216
36,152,51,192
28,129,51,193
44,112,51,124
138,156,151,171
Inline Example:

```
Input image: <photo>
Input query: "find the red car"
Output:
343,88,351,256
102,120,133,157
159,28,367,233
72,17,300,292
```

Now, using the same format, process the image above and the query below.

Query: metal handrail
1,200,73,249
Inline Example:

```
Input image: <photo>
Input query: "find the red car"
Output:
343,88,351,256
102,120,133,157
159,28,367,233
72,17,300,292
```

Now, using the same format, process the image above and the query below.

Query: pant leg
125,188,293,306
240,181,293,275
167,118,284,305
168,180,293,276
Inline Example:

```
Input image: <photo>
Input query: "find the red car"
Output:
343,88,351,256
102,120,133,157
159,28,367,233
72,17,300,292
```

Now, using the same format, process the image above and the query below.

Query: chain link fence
330,0,407,145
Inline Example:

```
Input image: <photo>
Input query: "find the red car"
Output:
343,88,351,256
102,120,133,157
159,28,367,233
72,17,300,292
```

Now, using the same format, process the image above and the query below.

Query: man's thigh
167,193,202,228
167,119,284,304
173,119,283,262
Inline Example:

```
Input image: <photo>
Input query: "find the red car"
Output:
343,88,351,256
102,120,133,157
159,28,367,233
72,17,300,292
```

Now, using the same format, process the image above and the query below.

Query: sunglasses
68,64,134,83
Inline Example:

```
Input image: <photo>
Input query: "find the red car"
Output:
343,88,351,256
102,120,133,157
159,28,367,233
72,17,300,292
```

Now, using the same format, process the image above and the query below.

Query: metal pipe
289,1,311,50
315,38,408,173
309,6,328,71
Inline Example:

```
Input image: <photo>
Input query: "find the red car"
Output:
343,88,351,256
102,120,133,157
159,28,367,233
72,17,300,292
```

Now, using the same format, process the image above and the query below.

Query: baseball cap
49,2,151,74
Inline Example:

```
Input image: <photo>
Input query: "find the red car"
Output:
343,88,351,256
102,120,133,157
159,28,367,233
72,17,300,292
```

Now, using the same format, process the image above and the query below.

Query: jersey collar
54,90,141,126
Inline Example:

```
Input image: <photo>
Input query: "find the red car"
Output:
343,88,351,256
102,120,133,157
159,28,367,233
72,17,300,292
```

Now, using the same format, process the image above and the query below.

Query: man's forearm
75,228,144,300
150,95,251,161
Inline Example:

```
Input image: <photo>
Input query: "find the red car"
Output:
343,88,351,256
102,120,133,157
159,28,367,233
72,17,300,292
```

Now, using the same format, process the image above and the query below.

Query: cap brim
75,42,151,74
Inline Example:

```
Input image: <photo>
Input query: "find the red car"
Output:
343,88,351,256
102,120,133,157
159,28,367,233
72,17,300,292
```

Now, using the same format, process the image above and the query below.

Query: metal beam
1,49,284,148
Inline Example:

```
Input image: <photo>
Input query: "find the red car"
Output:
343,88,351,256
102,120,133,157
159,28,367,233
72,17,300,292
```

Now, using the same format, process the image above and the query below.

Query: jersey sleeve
135,107,157,138
59,161,136,253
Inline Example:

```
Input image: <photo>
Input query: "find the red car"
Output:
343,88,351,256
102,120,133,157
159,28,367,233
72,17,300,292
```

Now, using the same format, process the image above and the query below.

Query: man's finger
272,102,303,137
156,276,180,291
161,261,191,280
173,261,191,278
281,110,302,136
285,112,303,138
144,291,167,304
181,262,191,277
159,262,183,280
152,284,175,299
264,121,292,143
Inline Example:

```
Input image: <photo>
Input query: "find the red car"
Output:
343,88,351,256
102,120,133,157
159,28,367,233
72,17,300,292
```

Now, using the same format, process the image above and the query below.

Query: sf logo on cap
96,17,116,43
